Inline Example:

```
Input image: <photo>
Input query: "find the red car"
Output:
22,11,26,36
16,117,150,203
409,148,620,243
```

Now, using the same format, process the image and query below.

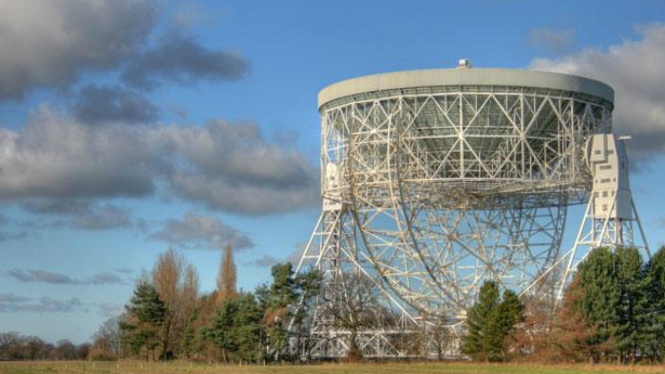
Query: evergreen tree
202,293,264,363
614,246,648,363
462,281,524,361
264,264,299,360
645,246,665,362
120,282,166,361
202,298,237,363
574,246,621,360
492,289,524,359
462,281,500,361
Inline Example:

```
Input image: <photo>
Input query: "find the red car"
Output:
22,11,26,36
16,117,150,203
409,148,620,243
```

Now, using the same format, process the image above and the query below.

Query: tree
548,276,607,363
91,315,124,360
614,247,648,363
321,271,382,361
121,282,166,361
202,293,264,363
462,281,501,360
574,246,620,361
152,248,200,359
430,316,453,360
262,263,299,361
216,243,237,306
461,281,524,361
644,246,665,362
568,246,649,363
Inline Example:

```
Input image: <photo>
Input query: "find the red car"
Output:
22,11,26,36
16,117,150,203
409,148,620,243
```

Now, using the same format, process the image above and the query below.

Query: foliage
461,281,524,361
120,282,166,361
202,293,264,363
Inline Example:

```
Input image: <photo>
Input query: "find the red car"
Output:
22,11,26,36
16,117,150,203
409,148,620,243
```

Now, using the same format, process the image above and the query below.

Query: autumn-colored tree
216,243,237,306
152,248,200,359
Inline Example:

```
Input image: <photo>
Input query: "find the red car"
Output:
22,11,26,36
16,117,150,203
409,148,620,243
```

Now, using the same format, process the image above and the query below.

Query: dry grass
2,361,665,374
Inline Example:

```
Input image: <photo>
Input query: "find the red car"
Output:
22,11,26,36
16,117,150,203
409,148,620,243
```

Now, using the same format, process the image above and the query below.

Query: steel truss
293,88,631,358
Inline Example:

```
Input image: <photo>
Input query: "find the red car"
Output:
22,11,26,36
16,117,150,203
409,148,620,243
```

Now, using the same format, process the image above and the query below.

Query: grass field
2,361,665,374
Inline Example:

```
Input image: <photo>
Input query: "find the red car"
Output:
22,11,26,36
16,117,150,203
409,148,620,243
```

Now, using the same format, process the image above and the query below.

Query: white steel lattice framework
292,67,649,358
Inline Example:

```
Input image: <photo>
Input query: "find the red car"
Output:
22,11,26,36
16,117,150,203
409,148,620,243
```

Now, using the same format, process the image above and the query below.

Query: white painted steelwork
291,65,647,358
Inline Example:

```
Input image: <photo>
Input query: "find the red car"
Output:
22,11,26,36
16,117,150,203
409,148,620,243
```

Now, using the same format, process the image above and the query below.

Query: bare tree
91,315,124,359
216,243,237,307
152,248,199,359
321,271,382,361
430,317,453,360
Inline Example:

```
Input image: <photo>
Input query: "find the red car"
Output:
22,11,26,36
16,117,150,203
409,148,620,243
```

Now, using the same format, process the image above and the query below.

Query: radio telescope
293,61,649,358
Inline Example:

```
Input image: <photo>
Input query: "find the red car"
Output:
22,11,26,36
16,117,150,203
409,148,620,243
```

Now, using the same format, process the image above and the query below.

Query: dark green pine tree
265,263,299,360
202,298,239,363
462,281,525,361
462,281,501,361
614,246,648,363
231,294,264,363
575,246,622,356
491,289,524,360
120,282,166,361
203,293,264,363
645,246,665,362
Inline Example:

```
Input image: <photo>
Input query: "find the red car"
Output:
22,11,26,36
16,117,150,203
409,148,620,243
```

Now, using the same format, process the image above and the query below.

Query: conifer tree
644,246,665,361
614,246,648,363
121,282,166,361
462,281,524,361
462,281,500,361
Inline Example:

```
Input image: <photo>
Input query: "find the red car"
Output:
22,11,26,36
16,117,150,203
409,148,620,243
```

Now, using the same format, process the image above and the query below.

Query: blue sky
1,0,665,344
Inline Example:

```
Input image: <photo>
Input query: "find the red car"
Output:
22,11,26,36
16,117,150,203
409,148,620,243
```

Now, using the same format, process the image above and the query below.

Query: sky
1,0,665,344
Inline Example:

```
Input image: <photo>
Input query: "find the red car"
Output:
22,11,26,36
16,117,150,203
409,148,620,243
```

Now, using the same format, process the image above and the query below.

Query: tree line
100,245,321,363
5,244,665,364
462,245,665,364
0,333,91,361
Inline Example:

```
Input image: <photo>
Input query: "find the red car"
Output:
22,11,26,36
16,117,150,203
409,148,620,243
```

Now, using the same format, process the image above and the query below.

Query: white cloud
151,213,254,250
0,107,318,215
0,0,157,99
530,23,665,160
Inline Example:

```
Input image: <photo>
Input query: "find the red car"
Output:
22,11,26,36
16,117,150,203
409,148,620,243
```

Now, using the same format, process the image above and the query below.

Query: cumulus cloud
0,296,86,313
0,108,318,215
72,85,159,125
0,0,158,100
0,0,249,101
528,27,575,54
530,23,665,160
122,33,249,89
0,107,159,199
151,213,254,250
5,269,126,285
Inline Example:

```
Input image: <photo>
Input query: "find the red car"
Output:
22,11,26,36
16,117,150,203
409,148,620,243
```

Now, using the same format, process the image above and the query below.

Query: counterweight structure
293,64,648,358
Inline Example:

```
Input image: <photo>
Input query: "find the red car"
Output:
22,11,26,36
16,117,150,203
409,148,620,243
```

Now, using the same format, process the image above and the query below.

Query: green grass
2,361,665,374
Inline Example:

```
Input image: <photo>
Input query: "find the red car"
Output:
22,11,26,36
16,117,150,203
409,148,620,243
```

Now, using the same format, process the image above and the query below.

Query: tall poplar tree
216,243,237,306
